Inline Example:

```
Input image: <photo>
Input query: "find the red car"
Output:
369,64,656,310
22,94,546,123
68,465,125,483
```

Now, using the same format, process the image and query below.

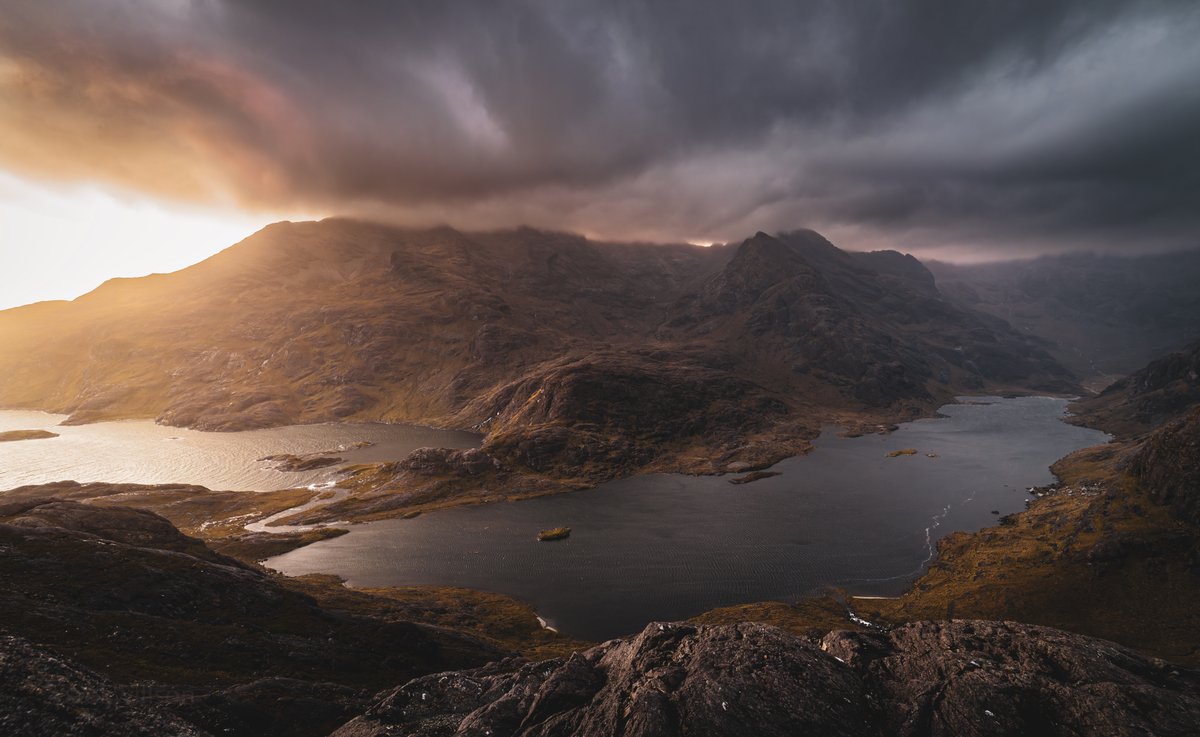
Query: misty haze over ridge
1,0,1199,258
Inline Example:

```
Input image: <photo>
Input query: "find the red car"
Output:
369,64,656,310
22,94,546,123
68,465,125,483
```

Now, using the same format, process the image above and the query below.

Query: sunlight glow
0,171,313,310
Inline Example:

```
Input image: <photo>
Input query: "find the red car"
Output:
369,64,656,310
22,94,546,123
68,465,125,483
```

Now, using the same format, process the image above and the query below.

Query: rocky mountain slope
929,251,1200,383
0,220,1074,510
1069,340,1200,436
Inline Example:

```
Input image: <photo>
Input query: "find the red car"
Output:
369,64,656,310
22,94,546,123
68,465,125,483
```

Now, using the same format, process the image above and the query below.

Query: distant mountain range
929,251,1200,384
0,219,1073,487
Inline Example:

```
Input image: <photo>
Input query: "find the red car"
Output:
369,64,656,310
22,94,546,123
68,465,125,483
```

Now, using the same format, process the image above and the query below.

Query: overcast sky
1,0,1198,306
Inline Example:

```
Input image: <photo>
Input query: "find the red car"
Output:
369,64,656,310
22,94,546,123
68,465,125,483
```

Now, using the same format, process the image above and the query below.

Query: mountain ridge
0,219,1077,516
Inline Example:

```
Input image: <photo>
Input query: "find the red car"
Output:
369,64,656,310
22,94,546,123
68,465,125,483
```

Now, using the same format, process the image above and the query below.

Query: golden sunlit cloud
0,171,315,310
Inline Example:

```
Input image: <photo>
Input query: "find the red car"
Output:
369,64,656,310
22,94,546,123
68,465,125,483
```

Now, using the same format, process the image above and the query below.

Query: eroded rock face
332,620,1200,737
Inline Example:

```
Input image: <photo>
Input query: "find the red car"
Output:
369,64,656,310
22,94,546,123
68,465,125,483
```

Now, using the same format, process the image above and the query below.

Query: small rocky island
728,470,782,485
538,526,571,541
259,453,345,472
0,429,58,442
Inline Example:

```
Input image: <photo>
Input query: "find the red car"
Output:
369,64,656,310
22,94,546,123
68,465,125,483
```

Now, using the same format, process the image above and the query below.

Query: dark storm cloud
1,0,1197,256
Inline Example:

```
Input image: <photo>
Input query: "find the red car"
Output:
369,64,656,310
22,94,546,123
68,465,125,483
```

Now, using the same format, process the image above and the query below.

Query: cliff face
332,620,1200,737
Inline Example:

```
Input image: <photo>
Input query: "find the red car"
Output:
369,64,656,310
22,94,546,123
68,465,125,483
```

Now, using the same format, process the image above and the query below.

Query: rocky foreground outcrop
0,633,209,737
7,615,1198,737
332,620,1200,737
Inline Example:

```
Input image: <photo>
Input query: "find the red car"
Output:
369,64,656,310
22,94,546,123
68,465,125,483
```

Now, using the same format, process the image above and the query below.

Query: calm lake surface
0,410,480,491
0,398,1108,641
263,396,1108,640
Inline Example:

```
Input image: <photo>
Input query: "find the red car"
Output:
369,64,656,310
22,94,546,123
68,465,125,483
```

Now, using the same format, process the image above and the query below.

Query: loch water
261,396,1109,640
0,398,1108,640
0,409,479,491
